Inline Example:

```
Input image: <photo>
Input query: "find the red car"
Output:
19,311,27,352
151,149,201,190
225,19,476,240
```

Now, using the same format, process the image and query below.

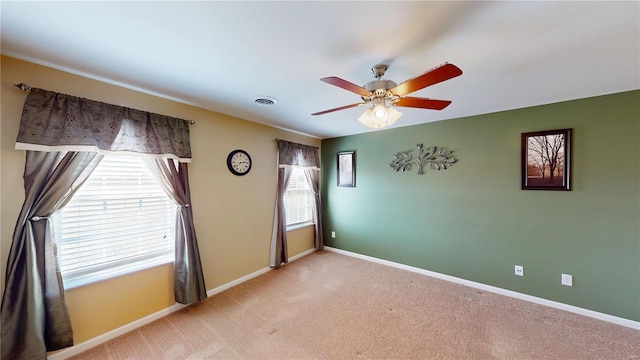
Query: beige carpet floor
69,250,639,359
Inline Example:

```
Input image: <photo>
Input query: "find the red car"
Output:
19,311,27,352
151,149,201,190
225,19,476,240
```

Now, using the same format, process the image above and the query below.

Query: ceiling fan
312,63,462,129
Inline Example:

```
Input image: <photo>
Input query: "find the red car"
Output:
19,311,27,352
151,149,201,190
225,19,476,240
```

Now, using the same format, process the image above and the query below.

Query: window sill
287,222,315,232
62,254,174,290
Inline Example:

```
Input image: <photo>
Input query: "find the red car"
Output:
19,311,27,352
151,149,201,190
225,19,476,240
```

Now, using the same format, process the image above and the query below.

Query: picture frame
337,151,356,187
521,128,571,191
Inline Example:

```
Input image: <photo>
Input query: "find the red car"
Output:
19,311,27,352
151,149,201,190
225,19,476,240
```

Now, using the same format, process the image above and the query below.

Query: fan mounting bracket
370,64,388,79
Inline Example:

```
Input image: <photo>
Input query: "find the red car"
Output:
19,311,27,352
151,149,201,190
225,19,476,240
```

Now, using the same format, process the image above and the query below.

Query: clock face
227,150,252,176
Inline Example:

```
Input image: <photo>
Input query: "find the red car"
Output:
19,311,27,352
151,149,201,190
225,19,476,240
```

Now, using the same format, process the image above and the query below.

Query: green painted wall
321,90,640,322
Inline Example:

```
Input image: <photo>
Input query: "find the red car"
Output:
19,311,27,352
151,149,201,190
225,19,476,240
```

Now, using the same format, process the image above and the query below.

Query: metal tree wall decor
389,144,458,175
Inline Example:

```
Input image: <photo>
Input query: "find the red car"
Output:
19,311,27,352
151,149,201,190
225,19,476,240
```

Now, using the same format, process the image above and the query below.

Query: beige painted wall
0,56,319,343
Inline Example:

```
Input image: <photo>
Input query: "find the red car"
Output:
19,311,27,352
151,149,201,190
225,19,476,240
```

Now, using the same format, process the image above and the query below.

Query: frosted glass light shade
357,104,402,129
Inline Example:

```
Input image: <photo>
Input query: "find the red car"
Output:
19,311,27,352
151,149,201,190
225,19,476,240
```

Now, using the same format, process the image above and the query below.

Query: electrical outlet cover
514,265,524,276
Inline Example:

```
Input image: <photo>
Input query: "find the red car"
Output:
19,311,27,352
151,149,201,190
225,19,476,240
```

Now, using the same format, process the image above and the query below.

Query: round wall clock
227,149,252,176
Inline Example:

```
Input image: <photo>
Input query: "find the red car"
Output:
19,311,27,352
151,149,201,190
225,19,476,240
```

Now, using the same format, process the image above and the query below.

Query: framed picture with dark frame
337,151,355,187
521,128,572,191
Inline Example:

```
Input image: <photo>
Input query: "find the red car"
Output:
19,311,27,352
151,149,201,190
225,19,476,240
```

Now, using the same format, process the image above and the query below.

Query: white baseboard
49,247,318,359
47,303,188,360
289,247,318,262
206,246,316,298
324,246,640,330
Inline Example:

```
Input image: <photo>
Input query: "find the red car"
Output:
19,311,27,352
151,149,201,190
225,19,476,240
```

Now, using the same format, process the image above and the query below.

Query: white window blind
56,155,176,288
284,167,314,226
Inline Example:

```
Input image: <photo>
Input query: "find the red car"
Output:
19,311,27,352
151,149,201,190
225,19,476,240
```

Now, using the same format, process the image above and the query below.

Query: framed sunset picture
521,128,571,191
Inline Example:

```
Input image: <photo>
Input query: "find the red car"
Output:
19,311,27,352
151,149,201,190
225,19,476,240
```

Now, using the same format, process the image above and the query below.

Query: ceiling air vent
254,96,278,106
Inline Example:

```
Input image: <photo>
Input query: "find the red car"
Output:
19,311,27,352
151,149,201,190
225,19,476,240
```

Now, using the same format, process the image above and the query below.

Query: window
55,155,176,289
284,167,314,227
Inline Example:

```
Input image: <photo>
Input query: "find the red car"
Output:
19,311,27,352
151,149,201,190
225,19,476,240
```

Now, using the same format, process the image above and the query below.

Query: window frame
54,155,176,289
284,167,315,230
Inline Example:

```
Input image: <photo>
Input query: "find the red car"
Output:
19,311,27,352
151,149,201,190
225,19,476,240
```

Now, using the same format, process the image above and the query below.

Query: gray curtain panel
144,158,207,304
270,140,321,268
1,151,103,360
303,168,324,250
270,167,293,268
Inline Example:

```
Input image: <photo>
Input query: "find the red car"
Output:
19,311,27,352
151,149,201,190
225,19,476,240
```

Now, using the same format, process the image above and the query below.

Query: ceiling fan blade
390,63,462,96
395,97,452,110
311,103,365,116
321,77,372,97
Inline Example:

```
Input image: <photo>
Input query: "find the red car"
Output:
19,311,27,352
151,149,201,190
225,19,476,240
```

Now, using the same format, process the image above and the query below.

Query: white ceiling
2,1,638,139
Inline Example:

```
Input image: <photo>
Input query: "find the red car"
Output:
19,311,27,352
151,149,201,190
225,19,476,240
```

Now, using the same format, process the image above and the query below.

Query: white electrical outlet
562,274,573,286
514,265,524,276
331,231,336,238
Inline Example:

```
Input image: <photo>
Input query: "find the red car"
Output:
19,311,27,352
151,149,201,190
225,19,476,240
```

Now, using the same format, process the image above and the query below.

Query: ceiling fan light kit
313,62,462,130
357,98,402,129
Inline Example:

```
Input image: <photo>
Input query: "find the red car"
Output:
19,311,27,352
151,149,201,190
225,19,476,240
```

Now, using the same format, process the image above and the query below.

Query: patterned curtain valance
277,139,319,168
16,88,192,162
